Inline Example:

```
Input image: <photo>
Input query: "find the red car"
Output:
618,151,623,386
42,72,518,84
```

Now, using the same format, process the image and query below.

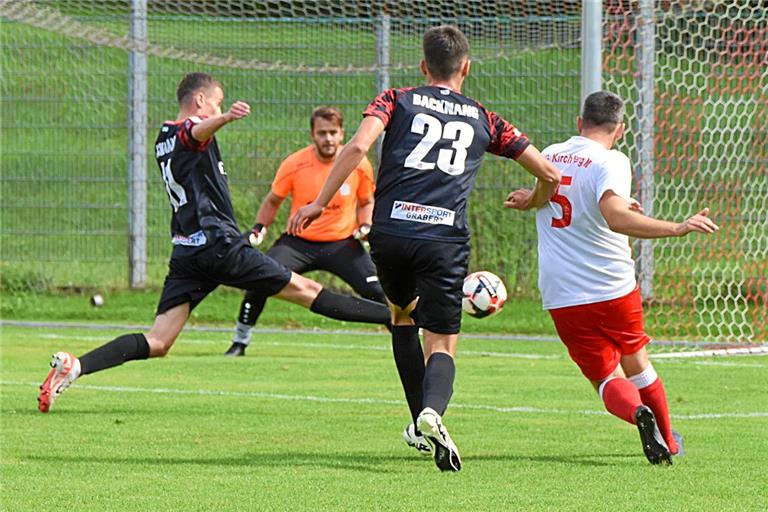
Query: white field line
35,333,560,360
2,380,766,421
32,333,768,367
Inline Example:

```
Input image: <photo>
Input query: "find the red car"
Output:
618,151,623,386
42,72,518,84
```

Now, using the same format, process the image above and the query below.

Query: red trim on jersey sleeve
486,111,530,160
362,89,399,127
178,116,212,152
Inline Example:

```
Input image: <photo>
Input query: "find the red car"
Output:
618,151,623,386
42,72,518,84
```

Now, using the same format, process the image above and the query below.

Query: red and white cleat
38,352,81,413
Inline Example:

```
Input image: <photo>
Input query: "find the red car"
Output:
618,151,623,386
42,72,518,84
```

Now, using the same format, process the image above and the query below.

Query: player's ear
576,116,583,133
419,59,429,78
194,91,205,109
461,58,470,78
614,122,625,142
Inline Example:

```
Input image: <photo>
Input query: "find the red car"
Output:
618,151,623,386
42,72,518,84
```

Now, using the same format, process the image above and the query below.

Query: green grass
2,324,767,511
0,287,556,336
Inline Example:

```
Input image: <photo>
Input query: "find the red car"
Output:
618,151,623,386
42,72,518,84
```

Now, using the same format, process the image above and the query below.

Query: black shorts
265,234,385,303
368,231,470,334
157,237,292,315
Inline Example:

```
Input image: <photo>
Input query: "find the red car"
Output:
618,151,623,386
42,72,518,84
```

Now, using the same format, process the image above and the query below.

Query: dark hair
422,25,469,80
581,91,625,129
176,73,221,105
310,106,344,130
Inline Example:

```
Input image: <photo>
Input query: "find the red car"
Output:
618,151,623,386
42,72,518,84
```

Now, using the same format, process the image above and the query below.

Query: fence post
637,0,655,300
580,0,602,108
374,13,390,166
128,0,148,288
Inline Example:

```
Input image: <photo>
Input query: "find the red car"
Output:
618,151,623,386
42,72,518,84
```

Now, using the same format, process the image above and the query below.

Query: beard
316,144,338,159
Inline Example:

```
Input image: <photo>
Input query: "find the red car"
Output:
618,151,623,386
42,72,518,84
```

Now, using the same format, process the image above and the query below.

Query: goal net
603,0,767,349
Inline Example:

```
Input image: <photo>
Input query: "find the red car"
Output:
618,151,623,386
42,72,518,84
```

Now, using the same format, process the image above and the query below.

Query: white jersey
536,136,636,309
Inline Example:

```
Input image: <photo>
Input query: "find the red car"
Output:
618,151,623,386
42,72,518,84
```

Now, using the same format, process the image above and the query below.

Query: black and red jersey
364,85,530,242
154,116,240,256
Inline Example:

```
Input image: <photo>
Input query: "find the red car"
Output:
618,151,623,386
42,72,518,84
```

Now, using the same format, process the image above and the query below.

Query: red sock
600,378,643,425
638,378,678,454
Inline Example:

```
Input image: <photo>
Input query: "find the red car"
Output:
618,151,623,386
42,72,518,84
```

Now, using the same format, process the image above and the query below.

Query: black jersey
154,116,240,256
364,86,530,242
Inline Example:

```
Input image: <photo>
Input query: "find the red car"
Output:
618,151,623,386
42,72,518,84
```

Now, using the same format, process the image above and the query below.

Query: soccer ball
462,271,507,318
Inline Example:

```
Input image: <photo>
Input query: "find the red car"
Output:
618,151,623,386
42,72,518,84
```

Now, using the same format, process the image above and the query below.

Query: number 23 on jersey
404,113,475,176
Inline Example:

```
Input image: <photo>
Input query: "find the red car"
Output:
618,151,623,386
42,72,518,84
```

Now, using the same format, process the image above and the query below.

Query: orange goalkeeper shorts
548,287,651,382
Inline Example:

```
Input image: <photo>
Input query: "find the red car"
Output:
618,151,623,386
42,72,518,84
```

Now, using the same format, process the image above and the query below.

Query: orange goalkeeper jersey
272,145,375,242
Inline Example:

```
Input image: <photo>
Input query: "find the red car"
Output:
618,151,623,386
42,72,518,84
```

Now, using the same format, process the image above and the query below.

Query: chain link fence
1,0,765,344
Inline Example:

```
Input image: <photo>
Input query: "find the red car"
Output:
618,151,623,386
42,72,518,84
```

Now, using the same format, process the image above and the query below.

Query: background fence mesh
1,0,765,343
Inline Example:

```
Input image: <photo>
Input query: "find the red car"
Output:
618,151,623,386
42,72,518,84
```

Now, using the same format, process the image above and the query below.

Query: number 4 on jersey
550,175,573,228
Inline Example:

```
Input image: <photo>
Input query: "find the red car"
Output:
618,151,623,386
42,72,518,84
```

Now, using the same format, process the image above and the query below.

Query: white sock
232,321,253,346
629,364,658,390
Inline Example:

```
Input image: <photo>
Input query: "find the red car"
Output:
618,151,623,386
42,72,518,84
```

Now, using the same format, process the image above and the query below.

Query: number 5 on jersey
550,175,573,228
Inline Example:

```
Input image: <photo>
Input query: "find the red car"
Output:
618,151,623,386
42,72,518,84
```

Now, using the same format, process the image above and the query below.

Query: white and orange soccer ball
461,271,507,318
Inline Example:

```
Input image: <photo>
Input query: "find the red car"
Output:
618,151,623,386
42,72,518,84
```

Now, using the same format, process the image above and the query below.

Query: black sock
422,352,455,416
310,289,390,325
392,326,424,427
79,333,150,375
239,290,268,325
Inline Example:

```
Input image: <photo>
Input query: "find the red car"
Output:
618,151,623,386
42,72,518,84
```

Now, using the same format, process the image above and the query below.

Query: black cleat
224,342,247,357
635,405,672,465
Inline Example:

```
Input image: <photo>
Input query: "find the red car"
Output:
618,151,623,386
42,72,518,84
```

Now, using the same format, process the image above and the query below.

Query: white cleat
403,423,432,455
416,407,462,472
38,352,81,413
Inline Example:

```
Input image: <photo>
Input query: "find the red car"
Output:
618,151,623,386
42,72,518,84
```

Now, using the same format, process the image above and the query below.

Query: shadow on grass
25,452,415,474
24,451,642,471
465,452,642,467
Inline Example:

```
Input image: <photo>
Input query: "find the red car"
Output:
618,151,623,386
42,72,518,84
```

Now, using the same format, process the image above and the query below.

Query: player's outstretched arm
288,115,385,235
599,190,719,238
513,146,561,209
191,101,250,142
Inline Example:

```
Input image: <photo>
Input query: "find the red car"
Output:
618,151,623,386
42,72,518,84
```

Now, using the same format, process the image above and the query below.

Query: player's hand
504,188,534,211
227,101,250,121
247,223,267,247
675,208,719,236
628,198,644,214
288,202,324,235
353,223,371,241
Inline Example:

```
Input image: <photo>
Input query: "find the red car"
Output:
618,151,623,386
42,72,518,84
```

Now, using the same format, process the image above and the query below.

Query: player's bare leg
389,299,431,455
417,330,461,472
594,362,671,465
621,348,681,456
145,304,190,357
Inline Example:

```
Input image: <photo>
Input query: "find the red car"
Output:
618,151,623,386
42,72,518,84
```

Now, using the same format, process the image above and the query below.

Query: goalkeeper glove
247,223,268,247
353,223,371,241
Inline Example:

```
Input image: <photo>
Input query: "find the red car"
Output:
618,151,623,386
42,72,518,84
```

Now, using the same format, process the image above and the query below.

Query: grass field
2,321,767,511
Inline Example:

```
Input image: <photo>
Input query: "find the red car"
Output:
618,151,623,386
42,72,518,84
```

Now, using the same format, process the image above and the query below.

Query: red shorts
548,287,650,382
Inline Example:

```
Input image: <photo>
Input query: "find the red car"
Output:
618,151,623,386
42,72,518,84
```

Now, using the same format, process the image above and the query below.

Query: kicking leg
275,272,389,324
38,303,189,412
